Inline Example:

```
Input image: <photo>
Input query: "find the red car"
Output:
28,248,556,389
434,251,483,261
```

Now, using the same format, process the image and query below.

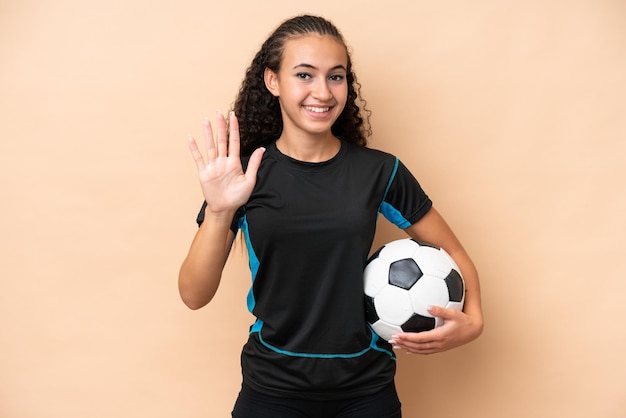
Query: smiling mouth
303,105,331,113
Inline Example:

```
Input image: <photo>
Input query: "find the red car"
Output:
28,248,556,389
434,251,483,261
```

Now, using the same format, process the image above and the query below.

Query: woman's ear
264,68,280,97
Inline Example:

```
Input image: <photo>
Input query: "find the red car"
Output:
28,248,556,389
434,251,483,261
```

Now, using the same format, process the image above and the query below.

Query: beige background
1,0,625,417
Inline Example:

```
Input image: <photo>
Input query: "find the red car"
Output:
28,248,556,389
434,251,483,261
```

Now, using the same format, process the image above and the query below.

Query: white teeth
304,106,330,113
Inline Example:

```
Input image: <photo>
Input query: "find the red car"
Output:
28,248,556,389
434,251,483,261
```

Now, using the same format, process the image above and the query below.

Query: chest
245,161,387,246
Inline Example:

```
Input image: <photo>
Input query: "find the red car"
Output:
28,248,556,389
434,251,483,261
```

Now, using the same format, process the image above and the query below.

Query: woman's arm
178,111,264,310
389,207,484,354
178,211,236,310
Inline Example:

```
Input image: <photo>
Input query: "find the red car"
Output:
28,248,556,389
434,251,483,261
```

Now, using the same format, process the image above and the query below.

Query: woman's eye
296,73,311,80
329,74,345,82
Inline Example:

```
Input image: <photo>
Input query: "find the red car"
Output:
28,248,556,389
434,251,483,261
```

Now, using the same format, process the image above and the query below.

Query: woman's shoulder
345,141,397,164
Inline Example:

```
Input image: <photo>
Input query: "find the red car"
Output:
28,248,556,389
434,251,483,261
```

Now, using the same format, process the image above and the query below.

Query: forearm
178,212,235,310
405,207,484,336
447,246,484,339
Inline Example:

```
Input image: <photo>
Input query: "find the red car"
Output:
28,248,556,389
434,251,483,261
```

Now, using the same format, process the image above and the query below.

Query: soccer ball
364,238,465,341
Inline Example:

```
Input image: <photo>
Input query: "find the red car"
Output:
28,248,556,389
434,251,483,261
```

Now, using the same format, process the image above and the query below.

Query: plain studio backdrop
1,0,624,417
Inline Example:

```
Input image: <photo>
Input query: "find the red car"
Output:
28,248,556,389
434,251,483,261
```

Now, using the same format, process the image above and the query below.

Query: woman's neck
275,134,341,163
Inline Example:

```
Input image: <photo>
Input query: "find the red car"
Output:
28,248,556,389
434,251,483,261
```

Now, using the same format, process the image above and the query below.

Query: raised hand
187,111,265,216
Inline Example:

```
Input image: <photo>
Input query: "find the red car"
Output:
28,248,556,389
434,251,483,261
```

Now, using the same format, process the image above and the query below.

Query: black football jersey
197,140,431,400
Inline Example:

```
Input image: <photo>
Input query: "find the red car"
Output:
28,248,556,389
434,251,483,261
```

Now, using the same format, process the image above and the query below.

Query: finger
244,146,266,181
228,111,240,158
427,305,457,319
391,339,435,355
202,117,217,162
390,328,441,349
394,336,440,354
412,343,441,355
187,136,206,171
215,110,228,157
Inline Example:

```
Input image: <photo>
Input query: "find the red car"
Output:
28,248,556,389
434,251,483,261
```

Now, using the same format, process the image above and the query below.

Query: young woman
179,15,483,418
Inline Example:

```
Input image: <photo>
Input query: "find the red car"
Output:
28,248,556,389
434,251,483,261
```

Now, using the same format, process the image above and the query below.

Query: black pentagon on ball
364,295,380,324
445,269,465,302
402,313,436,333
388,258,423,290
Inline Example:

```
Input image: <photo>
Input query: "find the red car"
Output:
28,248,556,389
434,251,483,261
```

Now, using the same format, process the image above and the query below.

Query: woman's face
265,34,348,140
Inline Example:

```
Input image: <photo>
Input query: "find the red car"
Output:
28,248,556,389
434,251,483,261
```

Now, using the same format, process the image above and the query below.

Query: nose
312,79,332,101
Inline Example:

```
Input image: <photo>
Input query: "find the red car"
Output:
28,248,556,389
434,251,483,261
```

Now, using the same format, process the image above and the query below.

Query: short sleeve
379,158,432,228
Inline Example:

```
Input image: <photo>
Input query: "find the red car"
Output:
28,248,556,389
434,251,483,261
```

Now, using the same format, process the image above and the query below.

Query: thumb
427,305,456,319
244,147,266,180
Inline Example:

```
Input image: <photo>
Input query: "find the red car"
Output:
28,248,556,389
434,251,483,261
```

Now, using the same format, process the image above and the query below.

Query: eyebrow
292,63,347,72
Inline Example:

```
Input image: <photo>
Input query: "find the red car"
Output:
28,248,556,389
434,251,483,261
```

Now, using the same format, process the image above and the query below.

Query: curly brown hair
231,15,372,156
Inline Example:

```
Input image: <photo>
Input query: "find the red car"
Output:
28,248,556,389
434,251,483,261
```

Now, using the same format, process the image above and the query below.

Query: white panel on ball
363,258,391,297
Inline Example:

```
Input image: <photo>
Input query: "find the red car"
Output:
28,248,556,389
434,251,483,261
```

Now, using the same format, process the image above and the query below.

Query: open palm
187,111,265,215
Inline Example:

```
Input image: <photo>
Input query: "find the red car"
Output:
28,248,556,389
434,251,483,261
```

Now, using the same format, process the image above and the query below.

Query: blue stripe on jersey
249,319,395,360
383,157,400,200
379,157,411,229
240,215,260,313
379,202,411,229
367,326,395,359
